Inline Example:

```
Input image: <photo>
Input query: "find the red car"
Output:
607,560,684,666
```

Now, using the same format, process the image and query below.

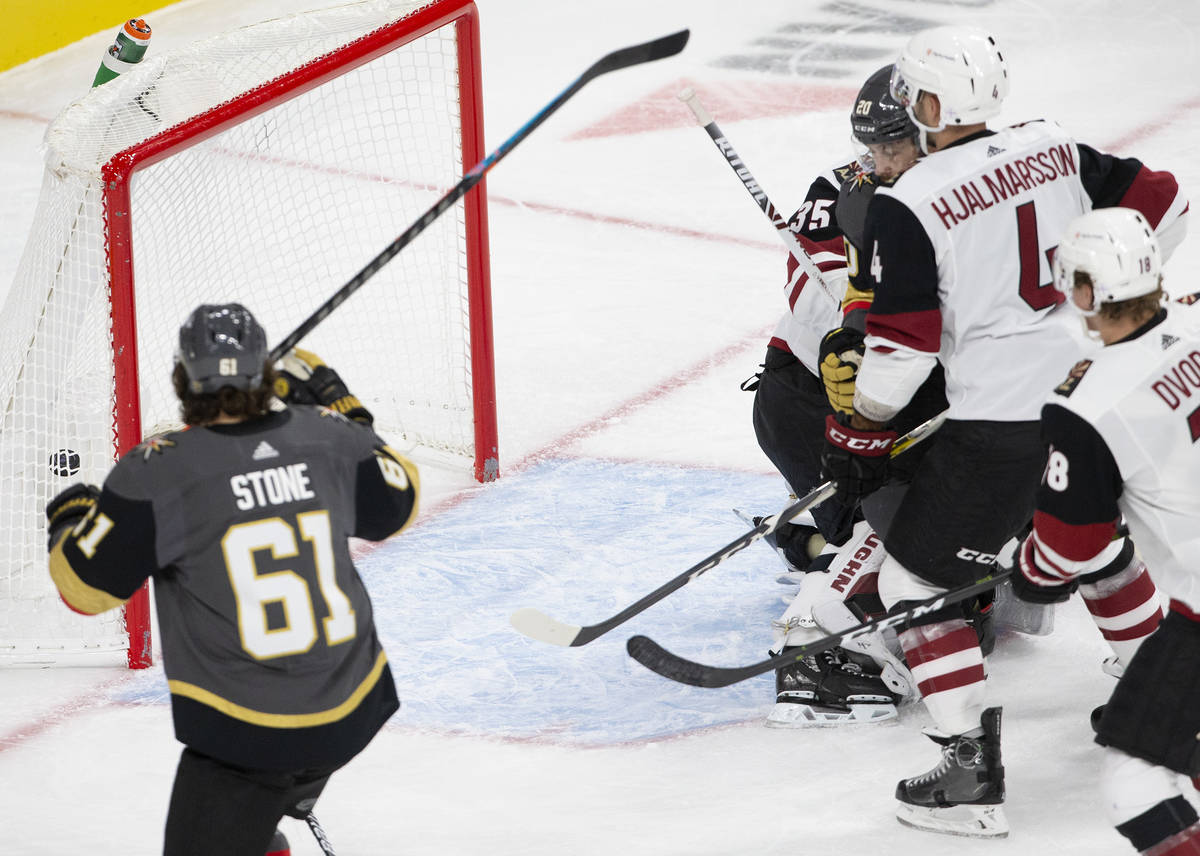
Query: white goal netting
0,0,493,665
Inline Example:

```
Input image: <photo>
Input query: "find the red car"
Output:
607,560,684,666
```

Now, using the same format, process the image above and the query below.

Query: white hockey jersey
768,160,857,375
769,251,845,376
856,120,1187,422
1028,308,1200,613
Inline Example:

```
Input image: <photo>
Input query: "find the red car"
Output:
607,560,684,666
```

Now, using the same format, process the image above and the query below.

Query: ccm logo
828,426,891,453
957,548,997,564
845,596,949,641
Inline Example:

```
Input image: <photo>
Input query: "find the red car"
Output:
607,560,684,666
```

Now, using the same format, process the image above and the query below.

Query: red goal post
0,0,496,668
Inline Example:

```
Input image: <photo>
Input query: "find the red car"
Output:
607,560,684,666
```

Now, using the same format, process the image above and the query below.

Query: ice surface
3,0,1200,852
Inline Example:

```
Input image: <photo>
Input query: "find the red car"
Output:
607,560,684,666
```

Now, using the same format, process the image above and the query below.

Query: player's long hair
1097,285,1165,323
1073,271,1164,323
172,361,277,426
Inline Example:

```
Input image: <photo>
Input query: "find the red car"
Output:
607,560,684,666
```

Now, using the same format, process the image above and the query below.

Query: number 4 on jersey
869,201,1060,313
1017,201,1065,311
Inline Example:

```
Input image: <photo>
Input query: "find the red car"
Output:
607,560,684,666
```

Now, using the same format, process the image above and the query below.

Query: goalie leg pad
1096,609,1200,775
770,524,883,649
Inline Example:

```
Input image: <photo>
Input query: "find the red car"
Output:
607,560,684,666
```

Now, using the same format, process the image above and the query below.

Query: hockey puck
49,449,80,477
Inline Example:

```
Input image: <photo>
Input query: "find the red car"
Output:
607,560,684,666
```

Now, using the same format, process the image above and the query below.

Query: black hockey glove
820,412,896,504
1010,535,1078,604
274,348,373,424
45,483,101,551
818,327,865,416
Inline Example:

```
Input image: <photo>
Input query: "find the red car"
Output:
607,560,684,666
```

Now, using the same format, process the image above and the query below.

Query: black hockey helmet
851,65,917,145
177,303,268,394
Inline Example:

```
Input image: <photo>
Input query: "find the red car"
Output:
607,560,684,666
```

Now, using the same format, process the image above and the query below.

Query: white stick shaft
677,88,839,306
678,87,713,126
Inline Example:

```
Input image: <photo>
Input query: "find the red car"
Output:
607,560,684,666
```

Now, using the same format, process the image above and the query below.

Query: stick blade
510,607,584,647
626,635,733,688
589,29,690,77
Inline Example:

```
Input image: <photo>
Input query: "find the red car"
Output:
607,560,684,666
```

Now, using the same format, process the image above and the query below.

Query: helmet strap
905,100,945,155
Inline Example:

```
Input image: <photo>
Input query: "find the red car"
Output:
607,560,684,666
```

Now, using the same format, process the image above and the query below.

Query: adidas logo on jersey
252,440,280,461
986,145,1006,157
1162,333,1180,350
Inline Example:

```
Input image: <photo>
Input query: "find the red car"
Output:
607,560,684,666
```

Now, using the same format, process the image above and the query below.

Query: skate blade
895,802,1009,839
765,701,897,728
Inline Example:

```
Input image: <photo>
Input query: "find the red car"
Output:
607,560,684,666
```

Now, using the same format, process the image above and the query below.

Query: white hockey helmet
890,25,1009,133
1054,208,1163,312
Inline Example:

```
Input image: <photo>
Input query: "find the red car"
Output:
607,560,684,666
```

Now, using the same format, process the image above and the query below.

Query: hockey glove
818,327,865,416
274,348,373,424
820,412,896,504
1011,535,1078,604
45,483,100,551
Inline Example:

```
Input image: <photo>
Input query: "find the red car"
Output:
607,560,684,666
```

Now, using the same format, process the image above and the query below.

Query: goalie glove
45,483,101,551
274,348,373,425
818,327,864,416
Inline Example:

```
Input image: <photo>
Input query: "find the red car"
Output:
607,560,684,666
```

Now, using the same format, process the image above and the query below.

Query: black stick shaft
269,29,689,362
572,479,838,646
510,410,945,647
627,568,1010,688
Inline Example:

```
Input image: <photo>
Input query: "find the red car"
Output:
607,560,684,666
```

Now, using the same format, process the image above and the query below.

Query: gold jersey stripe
167,649,389,728
841,281,875,314
48,542,127,615
379,445,421,539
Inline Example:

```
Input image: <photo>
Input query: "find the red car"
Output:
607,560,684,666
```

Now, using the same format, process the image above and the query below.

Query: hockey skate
766,649,900,728
895,707,1008,838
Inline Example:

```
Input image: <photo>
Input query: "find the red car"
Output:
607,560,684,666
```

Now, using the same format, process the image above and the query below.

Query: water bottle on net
92,18,152,88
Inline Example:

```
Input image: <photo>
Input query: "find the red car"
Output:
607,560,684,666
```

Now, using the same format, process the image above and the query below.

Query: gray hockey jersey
49,406,418,770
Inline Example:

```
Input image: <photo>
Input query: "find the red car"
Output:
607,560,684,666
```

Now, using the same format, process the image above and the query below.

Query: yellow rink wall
1,0,178,72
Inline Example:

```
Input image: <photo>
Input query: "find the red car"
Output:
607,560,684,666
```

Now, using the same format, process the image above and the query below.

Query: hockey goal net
0,0,495,668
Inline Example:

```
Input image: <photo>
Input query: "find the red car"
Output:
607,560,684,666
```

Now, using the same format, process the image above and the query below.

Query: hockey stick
268,29,691,362
304,813,336,855
678,88,839,306
627,566,1010,688
509,409,947,647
